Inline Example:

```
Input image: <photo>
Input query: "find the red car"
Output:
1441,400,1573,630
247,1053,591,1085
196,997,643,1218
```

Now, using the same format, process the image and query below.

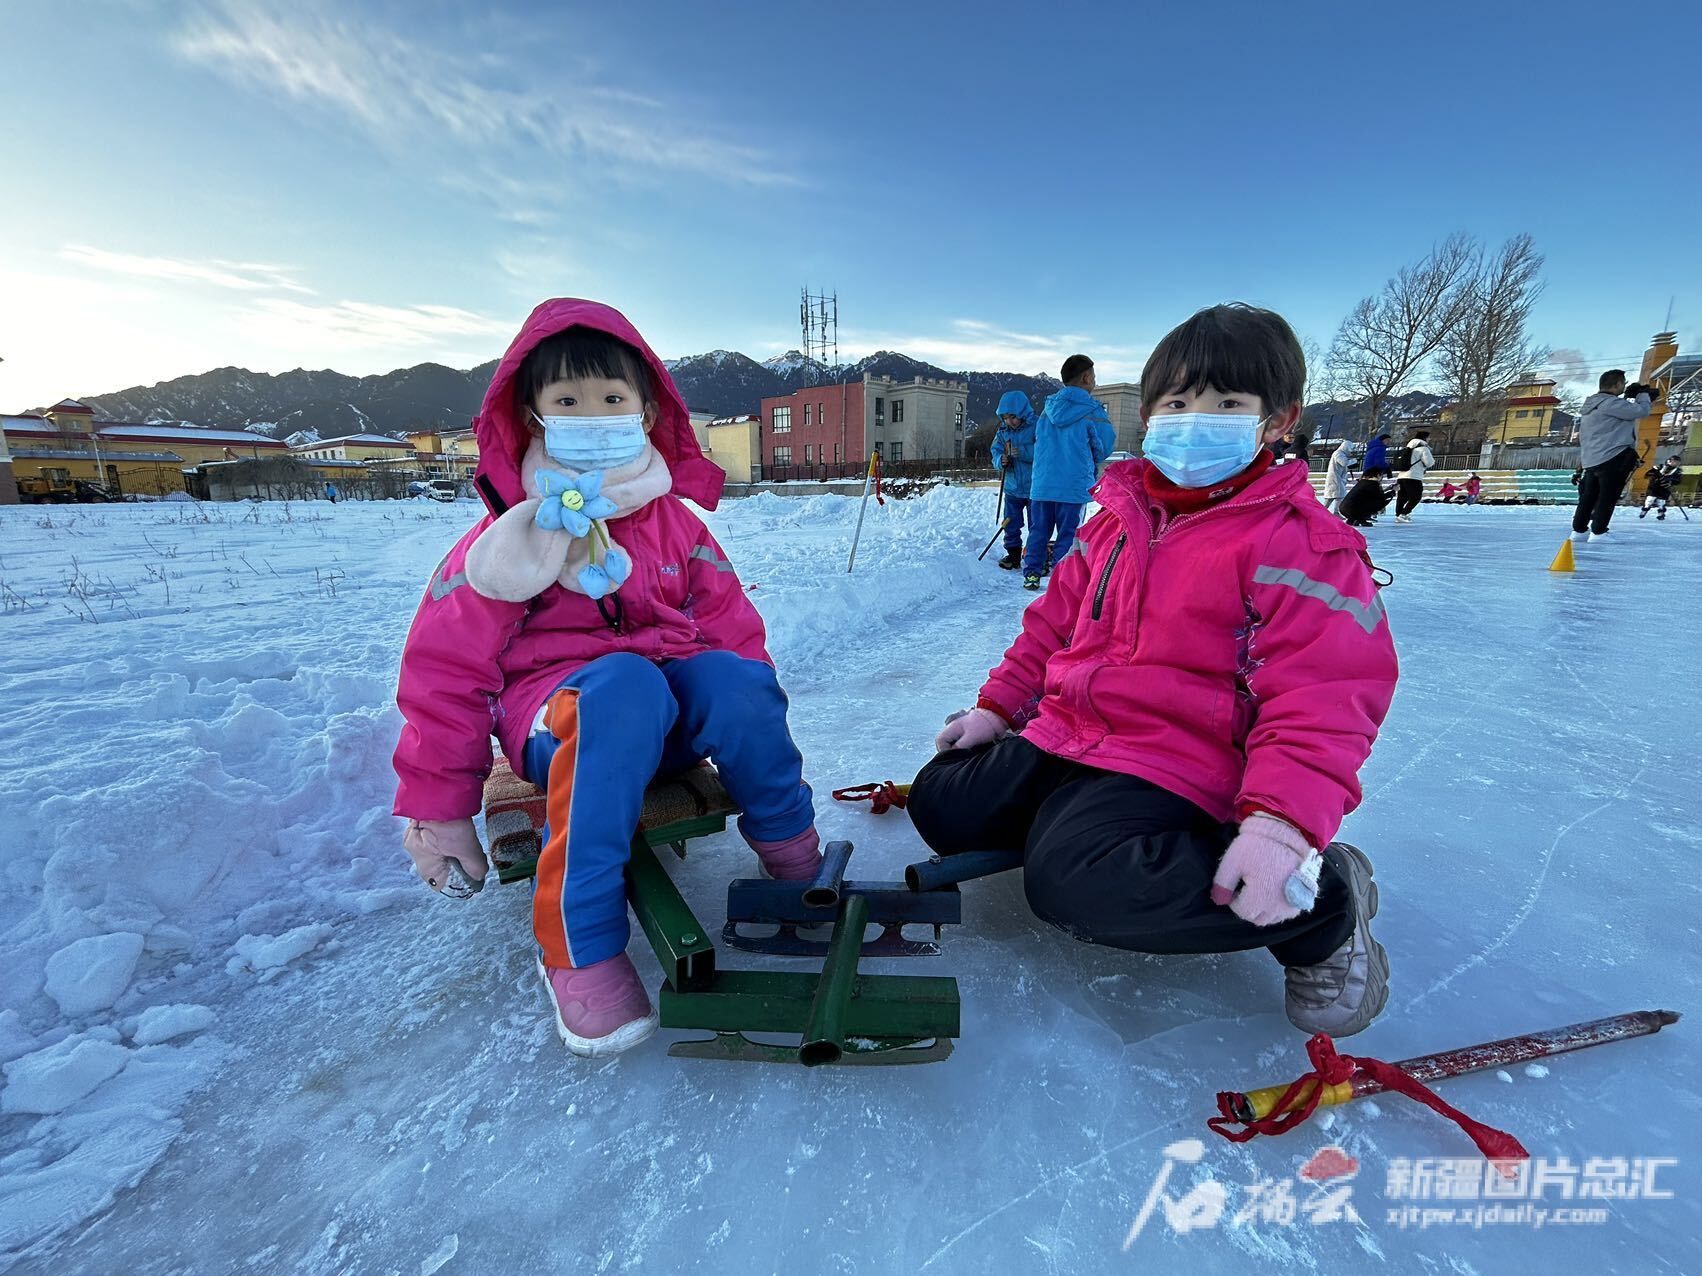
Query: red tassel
1209,1033,1528,1171
832,781,908,815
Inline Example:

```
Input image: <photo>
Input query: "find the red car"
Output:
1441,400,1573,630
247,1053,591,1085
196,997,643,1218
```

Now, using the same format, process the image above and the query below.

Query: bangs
520,328,653,408
1140,304,1304,414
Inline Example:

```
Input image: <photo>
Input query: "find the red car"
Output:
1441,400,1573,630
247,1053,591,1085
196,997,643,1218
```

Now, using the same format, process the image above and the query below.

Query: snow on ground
0,489,1698,1273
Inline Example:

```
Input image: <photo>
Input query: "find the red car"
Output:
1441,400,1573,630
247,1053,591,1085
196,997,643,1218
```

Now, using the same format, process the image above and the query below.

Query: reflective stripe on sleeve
1252,565,1387,635
689,544,735,572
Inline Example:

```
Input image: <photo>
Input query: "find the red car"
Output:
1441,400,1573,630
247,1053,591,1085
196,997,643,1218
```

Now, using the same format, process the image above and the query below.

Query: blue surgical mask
534,412,648,471
1142,412,1266,488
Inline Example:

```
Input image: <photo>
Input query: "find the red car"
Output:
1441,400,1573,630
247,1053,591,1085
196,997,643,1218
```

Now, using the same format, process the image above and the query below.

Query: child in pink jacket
393,299,822,1058
909,303,1399,1036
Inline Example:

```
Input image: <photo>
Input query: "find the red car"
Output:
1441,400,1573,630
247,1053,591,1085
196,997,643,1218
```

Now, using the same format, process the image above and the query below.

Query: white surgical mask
534,412,648,471
1143,412,1266,488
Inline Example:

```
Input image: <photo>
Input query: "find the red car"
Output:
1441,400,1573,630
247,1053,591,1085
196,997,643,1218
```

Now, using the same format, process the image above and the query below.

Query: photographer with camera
1570,369,1658,542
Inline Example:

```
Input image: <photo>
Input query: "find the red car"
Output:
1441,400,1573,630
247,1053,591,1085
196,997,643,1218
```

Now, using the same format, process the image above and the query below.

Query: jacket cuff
1235,800,1323,852
394,782,483,824
975,692,1016,726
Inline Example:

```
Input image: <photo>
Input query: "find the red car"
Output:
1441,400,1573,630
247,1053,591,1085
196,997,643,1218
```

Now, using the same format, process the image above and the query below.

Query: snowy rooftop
288,433,411,449
11,446,183,463
95,423,288,447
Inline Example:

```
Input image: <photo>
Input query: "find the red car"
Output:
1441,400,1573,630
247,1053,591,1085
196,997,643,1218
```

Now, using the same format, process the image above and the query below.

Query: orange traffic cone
1548,540,1575,573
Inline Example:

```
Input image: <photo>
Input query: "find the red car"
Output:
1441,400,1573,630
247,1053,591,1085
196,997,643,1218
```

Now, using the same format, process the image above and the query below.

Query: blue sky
3,0,1698,412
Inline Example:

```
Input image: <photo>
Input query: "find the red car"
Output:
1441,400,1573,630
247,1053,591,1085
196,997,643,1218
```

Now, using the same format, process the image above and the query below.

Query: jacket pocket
1091,533,1128,620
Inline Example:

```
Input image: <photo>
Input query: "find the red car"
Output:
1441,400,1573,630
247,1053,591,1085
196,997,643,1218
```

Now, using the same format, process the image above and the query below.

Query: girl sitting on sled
392,299,823,1058
909,303,1400,1036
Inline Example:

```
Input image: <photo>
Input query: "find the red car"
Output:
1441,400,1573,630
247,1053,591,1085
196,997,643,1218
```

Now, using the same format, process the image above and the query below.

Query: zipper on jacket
596,594,625,634
1091,533,1127,620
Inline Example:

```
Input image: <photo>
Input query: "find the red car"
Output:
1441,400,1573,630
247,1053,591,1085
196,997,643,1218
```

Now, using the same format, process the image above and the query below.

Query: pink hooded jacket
391,299,768,821
978,458,1398,850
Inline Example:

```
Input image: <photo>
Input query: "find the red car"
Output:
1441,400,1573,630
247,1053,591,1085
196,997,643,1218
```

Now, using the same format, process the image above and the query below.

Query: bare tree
1434,233,1548,452
1327,233,1479,439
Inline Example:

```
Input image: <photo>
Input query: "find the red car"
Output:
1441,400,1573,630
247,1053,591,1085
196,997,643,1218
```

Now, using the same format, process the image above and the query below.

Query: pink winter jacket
978,458,1398,850
391,299,769,821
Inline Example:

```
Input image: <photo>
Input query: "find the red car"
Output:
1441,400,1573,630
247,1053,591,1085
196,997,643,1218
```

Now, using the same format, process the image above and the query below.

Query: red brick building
758,374,968,473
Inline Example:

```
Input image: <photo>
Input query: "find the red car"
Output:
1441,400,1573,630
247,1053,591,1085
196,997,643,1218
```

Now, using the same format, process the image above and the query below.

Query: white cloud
60,244,314,294
0,263,516,409
239,298,514,350
174,2,798,190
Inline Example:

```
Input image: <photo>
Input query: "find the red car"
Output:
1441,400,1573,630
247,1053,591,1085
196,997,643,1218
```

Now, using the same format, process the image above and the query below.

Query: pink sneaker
746,828,822,881
535,953,658,1057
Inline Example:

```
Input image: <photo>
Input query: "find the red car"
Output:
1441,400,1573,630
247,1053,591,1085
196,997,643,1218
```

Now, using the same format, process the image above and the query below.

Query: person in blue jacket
1361,432,1391,479
1024,354,1115,589
989,390,1037,570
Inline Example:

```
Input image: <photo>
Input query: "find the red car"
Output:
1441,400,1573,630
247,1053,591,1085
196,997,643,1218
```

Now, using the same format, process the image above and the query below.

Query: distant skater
1641,456,1681,521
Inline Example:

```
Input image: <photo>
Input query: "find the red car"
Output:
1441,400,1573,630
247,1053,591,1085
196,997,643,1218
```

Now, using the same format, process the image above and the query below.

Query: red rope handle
832,781,908,815
1209,1033,1528,1170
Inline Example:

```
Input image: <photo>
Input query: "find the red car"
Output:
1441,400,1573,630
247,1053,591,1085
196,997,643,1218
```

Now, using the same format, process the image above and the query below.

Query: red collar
1141,449,1277,514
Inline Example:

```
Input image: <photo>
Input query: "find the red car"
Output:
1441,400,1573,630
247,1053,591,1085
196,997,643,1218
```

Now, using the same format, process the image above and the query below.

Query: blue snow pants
521,650,814,969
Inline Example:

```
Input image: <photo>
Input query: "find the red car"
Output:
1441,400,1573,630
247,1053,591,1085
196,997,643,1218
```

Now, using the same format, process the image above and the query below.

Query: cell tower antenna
801,286,838,386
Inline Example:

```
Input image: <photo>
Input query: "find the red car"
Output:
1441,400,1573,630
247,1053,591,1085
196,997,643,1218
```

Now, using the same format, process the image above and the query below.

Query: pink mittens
1210,813,1321,926
404,817,490,899
935,706,1009,753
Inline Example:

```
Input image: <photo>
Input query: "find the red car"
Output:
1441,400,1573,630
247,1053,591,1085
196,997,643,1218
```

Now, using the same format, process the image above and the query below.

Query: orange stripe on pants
533,688,580,968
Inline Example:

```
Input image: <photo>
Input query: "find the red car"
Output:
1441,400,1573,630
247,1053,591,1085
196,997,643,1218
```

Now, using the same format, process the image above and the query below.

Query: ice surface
0,492,1697,1272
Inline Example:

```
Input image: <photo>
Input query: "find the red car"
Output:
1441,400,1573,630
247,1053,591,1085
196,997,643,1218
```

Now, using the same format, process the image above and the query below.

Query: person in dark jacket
1361,433,1391,478
1571,369,1655,542
1641,456,1682,520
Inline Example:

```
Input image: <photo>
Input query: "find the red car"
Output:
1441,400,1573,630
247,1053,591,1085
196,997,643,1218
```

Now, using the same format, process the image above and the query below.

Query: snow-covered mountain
40,347,1070,438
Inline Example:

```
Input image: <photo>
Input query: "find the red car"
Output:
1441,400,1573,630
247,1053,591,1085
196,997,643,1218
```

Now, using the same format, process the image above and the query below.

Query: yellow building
1492,377,1560,444
2,399,288,498
408,429,481,480
290,433,415,463
705,414,761,483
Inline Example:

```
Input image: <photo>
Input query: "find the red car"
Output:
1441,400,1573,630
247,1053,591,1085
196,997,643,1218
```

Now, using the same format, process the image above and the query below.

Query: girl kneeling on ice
910,303,1399,1036
392,299,821,1057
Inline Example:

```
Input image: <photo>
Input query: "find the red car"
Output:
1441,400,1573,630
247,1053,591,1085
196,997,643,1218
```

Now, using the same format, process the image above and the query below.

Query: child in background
393,299,822,1058
990,391,1038,570
1025,356,1115,591
910,303,1399,1037
1322,439,1354,514
1436,479,1461,503
1464,473,1482,505
1641,457,1681,520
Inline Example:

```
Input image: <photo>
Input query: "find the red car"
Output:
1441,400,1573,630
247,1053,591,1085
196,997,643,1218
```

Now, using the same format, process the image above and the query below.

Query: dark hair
1599,369,1627,391
520,327,653,413
1413,430,1431,440
1060,354,1095,385
1139,303,1305,416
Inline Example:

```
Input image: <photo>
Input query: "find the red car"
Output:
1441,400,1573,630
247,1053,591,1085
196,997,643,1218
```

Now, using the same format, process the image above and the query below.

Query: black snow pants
1573,447,1641,535
907,736,1353,967
1394,479,1425,517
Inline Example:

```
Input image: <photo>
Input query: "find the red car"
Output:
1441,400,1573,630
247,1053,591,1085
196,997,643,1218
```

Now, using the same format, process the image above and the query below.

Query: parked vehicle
407,478,459,502
17,476,118,504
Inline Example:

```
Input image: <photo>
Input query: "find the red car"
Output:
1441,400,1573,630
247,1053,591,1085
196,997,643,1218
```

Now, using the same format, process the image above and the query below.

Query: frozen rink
1,487,1697,1274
